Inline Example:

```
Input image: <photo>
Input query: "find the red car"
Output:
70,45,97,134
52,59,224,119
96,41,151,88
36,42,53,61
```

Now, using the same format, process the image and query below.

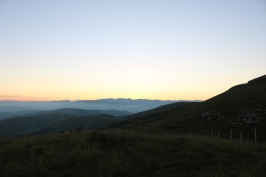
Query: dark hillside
0,115,66,136
0,131,266,177
0,110,37,120
0,109,131,136
201,75,266,111
104,102,198,129
112,75,266,142
33,114,124,135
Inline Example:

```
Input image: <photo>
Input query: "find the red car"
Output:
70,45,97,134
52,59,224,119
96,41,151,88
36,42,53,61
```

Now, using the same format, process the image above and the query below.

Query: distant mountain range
0,98,201,114
0,102,198,136
0,98,201,136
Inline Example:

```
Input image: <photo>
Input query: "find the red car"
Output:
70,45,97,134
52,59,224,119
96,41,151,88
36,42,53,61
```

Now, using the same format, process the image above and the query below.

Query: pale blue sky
0,0,266,101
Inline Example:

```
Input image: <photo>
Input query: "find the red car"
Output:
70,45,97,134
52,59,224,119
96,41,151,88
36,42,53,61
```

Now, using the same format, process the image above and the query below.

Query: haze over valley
0,98,200,114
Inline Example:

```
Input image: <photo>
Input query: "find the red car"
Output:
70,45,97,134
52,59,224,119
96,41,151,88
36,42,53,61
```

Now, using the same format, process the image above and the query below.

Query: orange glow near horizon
0,90,213,102
0,76,238,102
1,1,265,104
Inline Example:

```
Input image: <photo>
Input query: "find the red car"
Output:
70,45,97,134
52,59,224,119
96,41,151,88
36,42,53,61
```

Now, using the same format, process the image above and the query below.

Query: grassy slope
33,115,124,135
0,130,265,177
113,78,266,142
121,102,199,121
105,102,199,129
199,80,266,111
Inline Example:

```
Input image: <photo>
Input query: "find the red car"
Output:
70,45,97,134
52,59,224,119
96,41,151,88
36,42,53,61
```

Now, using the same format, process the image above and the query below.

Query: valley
0,75,266,176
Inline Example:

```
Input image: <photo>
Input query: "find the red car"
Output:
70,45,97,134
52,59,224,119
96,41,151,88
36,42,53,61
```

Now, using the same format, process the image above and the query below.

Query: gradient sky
0,0,266,101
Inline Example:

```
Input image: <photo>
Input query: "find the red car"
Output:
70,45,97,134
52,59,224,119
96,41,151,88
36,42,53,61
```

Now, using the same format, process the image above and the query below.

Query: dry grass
0,131,266,177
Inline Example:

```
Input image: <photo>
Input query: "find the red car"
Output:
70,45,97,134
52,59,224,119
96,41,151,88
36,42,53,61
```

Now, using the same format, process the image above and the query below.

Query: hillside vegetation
33,114,124,135
112,75,266,142
0,130,266,177
105,102,198,129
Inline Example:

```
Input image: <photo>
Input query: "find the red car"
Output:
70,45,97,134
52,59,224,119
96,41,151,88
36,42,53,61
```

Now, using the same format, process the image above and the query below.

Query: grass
109,80,266,143
124,115,266,142
33,115,123,135
1,130,266,177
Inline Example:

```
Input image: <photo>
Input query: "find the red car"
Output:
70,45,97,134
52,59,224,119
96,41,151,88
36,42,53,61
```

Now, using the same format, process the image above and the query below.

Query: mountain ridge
0,99,201,113
108,75,266,141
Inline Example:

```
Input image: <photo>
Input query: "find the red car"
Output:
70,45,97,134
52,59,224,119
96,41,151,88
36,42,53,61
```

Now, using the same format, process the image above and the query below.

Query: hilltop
110,75,266,142
248,74,266,84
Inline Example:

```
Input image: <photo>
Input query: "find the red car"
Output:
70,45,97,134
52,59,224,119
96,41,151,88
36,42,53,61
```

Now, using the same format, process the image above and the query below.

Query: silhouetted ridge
105,75,266,143
248,75,266,84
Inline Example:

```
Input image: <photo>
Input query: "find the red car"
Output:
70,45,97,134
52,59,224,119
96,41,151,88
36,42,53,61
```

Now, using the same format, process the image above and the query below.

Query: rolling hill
32,114,124,135
110,75,266,142
0,99,199,113
0,110,37,120
25,103,197,135
0,108,131,136
104,101,199,129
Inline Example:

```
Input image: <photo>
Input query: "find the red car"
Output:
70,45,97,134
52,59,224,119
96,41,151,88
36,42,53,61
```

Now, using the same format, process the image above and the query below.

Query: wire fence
188,129,259,143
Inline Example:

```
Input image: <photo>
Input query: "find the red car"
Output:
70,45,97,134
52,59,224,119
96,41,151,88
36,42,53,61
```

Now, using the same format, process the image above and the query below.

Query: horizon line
0,98,203,102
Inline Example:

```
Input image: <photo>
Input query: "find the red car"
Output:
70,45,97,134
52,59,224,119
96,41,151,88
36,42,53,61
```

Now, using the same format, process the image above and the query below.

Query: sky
0,0,266,101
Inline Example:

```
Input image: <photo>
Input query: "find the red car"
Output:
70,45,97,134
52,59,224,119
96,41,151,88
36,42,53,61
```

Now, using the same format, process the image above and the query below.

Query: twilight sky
0,0,266,101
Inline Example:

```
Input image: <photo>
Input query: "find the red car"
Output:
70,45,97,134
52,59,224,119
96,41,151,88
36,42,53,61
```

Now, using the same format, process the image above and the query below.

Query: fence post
211,130,213,137
218,130,220,139
230,129,232,140
240,132,242,143
254,129,257,143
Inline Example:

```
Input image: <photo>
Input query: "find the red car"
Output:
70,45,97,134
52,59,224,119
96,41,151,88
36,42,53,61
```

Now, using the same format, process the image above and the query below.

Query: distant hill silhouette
248,74,266,84
0,99,201,114
0,108,131,136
